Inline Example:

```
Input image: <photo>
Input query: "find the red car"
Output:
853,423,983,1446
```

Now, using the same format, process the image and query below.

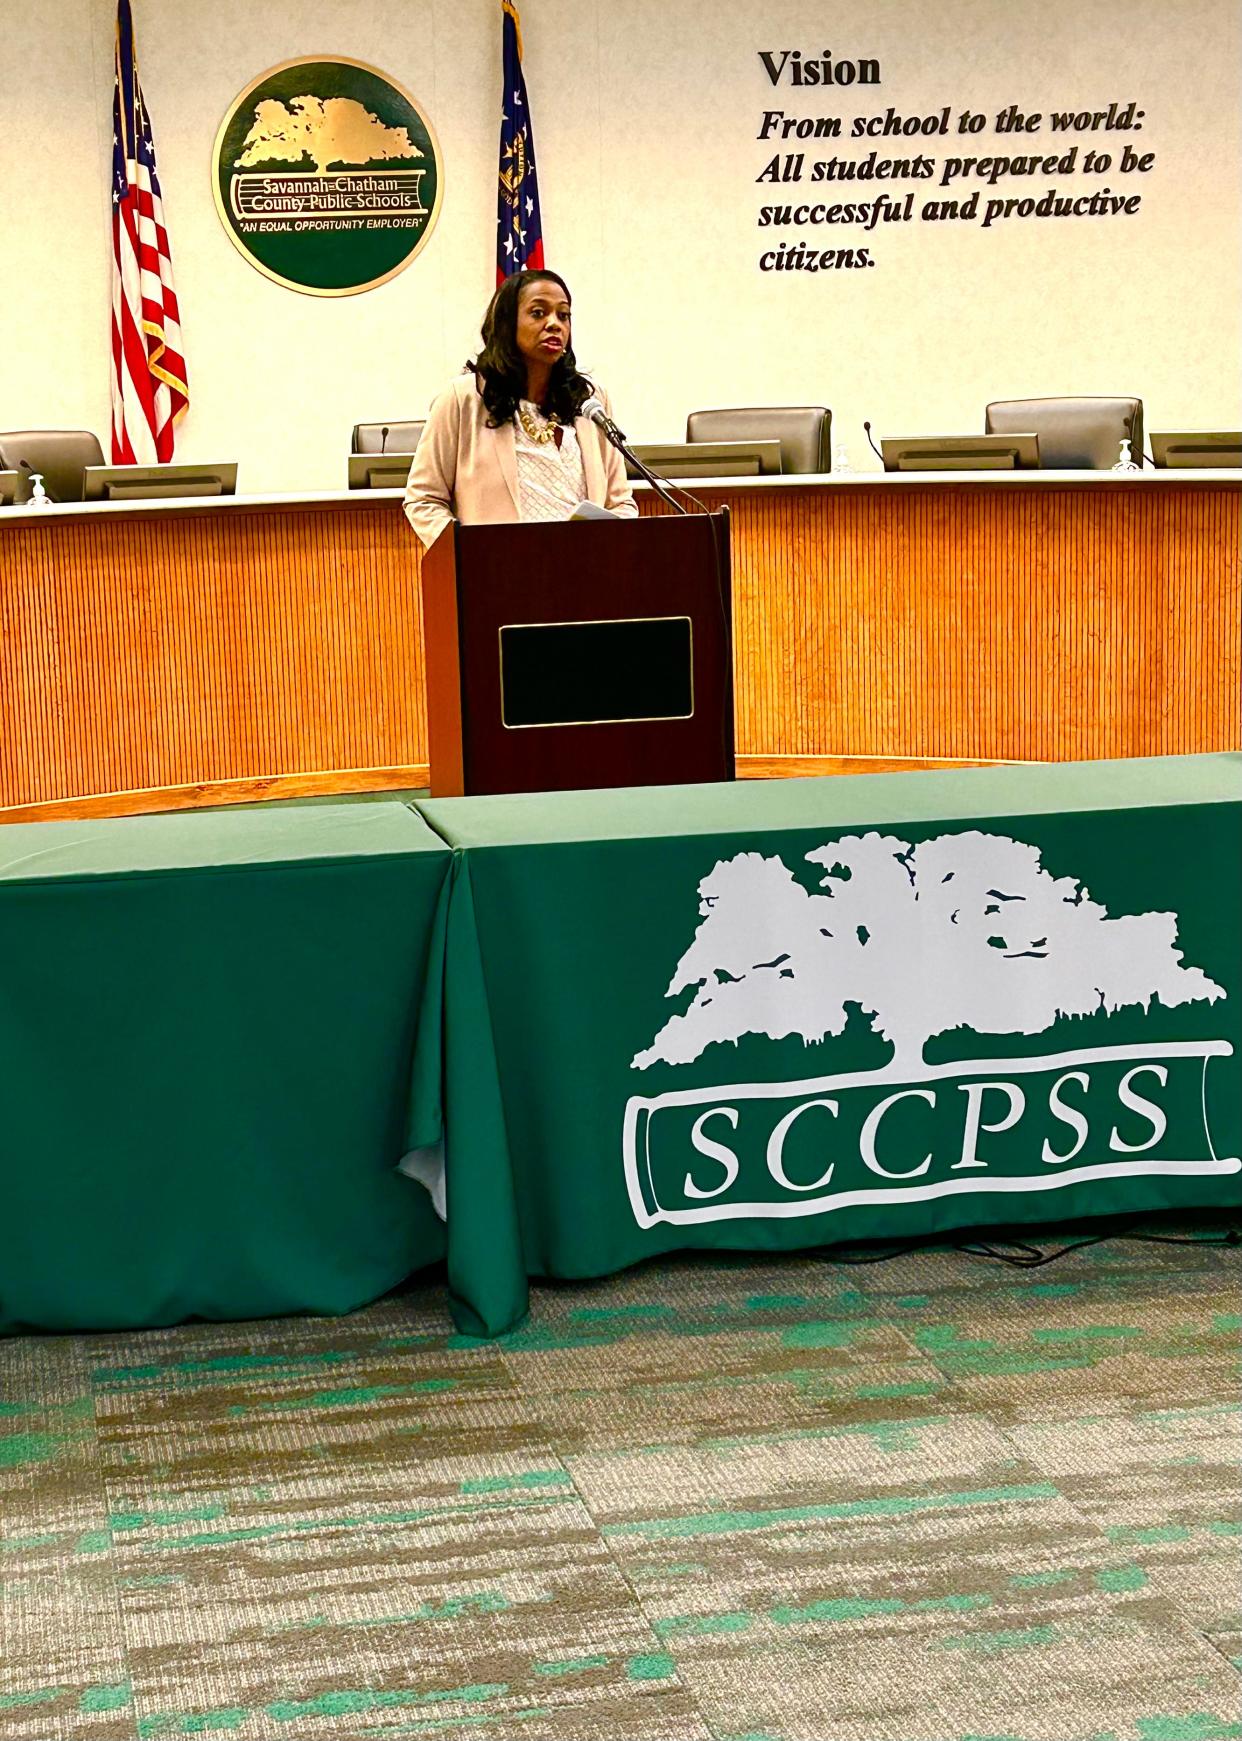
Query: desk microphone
863,420,883,462
581,396,707,517
380,425,390,453
15,457,57,503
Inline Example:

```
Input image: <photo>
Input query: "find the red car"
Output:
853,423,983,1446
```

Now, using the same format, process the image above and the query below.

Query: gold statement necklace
517,402,561,445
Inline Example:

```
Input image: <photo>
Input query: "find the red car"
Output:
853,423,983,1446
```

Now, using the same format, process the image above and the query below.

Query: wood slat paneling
0,504,426,807
1,480,1237,814
697,480,1240,764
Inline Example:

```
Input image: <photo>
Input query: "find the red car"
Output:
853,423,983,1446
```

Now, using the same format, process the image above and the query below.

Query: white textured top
513,402,588,522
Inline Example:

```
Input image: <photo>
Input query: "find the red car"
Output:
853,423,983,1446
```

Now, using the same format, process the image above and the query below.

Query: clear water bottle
832,441,852,475
1112,437,1140,474
24,471,52,508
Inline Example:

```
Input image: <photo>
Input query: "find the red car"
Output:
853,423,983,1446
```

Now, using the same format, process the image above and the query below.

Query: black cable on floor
816,1225,1239,1270
1125,1228,1241,1247
821,1239,938,1265
954,1235,1110,1267
957,1228,1240,1268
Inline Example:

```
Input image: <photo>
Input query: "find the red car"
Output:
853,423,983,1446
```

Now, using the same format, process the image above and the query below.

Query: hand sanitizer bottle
832,441,852,475
25,472,52,508
1112,438,1140,474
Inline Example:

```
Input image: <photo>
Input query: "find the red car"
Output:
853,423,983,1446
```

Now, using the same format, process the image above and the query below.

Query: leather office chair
0,428,105,502
352,420,425,454
685,406,832,475
984,397,1144,470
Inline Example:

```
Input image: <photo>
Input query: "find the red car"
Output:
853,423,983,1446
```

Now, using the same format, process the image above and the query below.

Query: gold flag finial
501,0,524,63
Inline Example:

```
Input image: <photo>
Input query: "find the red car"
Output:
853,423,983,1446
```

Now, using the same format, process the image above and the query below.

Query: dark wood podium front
420,511,734,796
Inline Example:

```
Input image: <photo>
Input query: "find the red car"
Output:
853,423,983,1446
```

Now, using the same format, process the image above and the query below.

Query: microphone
580,396,705,517
15,457,56,503
581,396,626,444
1121,414,1155,467
863,420,883,462
380,425,390,453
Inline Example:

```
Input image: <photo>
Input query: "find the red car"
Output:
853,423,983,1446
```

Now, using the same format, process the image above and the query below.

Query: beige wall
3,0,1239,491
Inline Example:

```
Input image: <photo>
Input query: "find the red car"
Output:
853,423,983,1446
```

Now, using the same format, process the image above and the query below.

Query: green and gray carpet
2,1225,1239,1741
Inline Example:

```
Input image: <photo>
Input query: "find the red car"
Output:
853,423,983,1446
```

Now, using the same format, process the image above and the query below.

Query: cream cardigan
403,372,638,547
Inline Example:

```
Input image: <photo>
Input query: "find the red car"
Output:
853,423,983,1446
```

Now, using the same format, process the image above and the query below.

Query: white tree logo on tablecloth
632,831,1224,1074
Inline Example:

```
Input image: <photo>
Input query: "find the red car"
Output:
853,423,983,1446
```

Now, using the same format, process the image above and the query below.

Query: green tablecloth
417,755,1242,1335
0,802,450,1332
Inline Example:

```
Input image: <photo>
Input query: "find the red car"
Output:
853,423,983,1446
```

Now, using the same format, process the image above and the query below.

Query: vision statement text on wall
754,50,1156,272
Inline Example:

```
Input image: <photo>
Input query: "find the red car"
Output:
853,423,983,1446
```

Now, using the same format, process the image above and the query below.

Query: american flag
496,0,545,282
111,0,188,464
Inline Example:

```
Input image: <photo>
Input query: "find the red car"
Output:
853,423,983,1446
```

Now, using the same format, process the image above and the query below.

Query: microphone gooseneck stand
619,444,691,515
16,457,57,504
585,403,733,770
585,403,709,517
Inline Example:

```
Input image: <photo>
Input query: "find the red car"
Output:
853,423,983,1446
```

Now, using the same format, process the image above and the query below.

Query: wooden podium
420,511,734,796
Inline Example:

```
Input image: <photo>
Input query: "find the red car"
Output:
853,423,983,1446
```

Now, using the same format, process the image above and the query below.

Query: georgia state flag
496,0,545,282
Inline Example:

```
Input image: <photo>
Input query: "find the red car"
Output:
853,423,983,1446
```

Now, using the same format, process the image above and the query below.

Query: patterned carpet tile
0,1348,130,1740
505,1258,909,1350
567,1406,1063,1521
596,1486,1198,1645
95,1375,542,1516
526,1357,957,1457
524,1254,864,1315
497,1313,924,1398
841,1224,1239,1300
112,1499,699,1739
570,1411,1241,1738
1,1234,1239,1741
87,1307,495,1404
127,1675,714,1741
659,1614,1242,1741
844,1236,1237,1320
1005,1400,1242,1634
0,1542,131,1741
848,1268,1240,1424
0,1685,133,1741
109,1490,603,1644
1208,1627,1242,1671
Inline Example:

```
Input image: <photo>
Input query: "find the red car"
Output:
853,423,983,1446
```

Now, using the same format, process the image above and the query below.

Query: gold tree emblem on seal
499,130,526,205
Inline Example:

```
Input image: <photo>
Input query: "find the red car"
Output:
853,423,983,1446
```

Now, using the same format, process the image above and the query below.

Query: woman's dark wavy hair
468,269,594,429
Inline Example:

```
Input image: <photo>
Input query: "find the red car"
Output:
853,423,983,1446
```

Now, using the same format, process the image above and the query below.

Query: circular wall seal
213,56,443,296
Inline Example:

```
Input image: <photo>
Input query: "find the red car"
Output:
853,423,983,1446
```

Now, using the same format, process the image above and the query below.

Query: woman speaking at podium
403,269,637,547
